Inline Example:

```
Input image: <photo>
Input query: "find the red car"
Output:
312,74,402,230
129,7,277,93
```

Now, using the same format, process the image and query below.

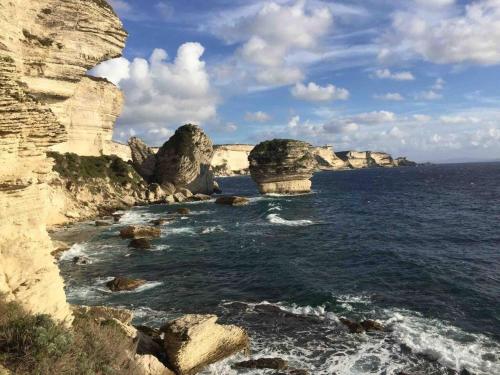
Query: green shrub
0,297,136,375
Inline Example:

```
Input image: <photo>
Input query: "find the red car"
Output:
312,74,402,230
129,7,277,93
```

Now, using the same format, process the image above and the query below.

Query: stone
120,225,161,239
150,218,174,226
339,318,365,334
72,256,91,265
147,183,166,203
191,193,211,201
176,188,193,198
165,195,176,204
95,220,111,227
215,196,250,206
113,212,124,222
173,192,186,203
234,358,288,370
106,277,146,292
129,137,157,182
162,314,249,375
129,238,152,250
132,354,175,375
155,124,215,195
176,207,190,215
249,139,317,194
361,320,384,332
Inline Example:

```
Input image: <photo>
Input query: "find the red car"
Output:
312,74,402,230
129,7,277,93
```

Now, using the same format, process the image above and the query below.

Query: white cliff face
0,0,126,322
211,145,254,176
336,151,396,169
312,146,349,170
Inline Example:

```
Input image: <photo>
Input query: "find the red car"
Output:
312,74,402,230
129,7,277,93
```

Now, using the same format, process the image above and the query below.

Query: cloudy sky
92,0,500,162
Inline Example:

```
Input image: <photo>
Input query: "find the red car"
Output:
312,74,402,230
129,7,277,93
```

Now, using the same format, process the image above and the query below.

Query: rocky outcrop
106,277,146,292
336,151,397,169
0,0,126,322
311,146,349,170
249,139,318,194
129,137,157,182
162,314,249,375
215,196,250,206
394,157,418,167
120,225,161,239
105,140,132,161
155,125,215,195
211,144,254,176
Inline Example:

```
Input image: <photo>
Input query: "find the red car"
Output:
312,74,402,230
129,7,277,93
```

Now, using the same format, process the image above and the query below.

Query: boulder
72,256,91,265
361,319,384,332
249,139,317,194
173,192,186,203
132,354,175,375
129,238,152,250
165,195,176,204
234,358,288,370
95,220,111,227
161,314,249,375
340,318,384,333
215,196,250,206
176,207,190,215
191,193,211,201
155,125,215,195
147,183,166,202
120,225,161,239
150,218,174,226
106,277,146,292
129,137,157,182
176,188,193,198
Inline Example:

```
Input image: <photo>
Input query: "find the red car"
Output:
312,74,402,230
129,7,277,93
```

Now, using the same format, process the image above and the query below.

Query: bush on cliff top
48,152,143,188
0,296,135,375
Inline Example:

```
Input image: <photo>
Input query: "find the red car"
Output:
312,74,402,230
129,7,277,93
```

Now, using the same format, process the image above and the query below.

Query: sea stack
155,124,215,195
248,139,317,194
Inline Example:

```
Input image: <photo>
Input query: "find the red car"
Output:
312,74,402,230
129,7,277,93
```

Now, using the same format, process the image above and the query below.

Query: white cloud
350,110,397,124
415,90,443,100
374,69,415,81
432,78,445,90
291,82,350,101
245,111,271,123
374,93,405,101
413,114,432,122
91,43,217,144
379,0,500,65
155,1,173,20
210,1,333,87
439,115,480,124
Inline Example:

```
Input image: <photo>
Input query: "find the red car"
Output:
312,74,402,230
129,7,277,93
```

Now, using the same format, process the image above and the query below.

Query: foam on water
201,225,225,234
266,213,314,226
59,243,88,261
119,210,155,225
167,227,196,235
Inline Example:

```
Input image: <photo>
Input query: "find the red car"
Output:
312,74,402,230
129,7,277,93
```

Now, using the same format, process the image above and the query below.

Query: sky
91,0,500,163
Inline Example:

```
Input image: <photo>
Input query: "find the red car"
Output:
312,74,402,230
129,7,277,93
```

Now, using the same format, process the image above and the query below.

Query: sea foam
266,213,314,226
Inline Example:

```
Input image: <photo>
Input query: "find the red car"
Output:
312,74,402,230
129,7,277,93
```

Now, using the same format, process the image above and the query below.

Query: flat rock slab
234,357,288,370
215,196,250,206
120,225,161,239
162,314,249,375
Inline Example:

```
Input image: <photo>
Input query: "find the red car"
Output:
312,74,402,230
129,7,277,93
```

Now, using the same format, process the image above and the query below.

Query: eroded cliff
0,0,126,321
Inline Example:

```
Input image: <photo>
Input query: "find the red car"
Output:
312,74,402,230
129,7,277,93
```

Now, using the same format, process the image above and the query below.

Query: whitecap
201,225,225,234
59,243,88,261
168,227,196,235
266,213,314,226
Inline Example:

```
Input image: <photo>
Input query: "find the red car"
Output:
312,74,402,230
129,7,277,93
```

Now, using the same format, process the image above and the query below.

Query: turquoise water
60,163,500,374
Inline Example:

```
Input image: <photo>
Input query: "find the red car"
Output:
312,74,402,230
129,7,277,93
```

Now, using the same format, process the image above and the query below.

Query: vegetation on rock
0,296,135,375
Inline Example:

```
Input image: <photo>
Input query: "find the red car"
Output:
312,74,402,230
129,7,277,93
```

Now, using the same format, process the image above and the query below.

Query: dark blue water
60,163,500,375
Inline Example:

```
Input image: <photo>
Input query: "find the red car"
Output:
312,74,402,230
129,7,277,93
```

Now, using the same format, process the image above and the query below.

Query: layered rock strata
0,0,126,321
249,139,318,194
211,144,254,176
336,151,395,169
155,124,215,194
311,145,349,170
129,136,157,182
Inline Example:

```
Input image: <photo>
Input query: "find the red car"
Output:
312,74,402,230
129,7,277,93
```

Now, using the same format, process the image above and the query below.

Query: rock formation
336,151,397,169
162,314,249,375
0,0,126,321
394,157,418,167
249,139,318,194
311,146,349,170
211,144,254,176
155,124,215,194
129,136,157,182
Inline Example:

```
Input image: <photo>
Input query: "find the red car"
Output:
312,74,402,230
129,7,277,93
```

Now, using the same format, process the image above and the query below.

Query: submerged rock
249,139,317,194
95,220,111,227
120,225,161,239
162,314,249,375
340,318,384,333
106,277,146,292
155,124,215,195
234,358,288,370
176,207,190,215
72,256,91,265
128,238,152,250
150,218,174,226
191,193,211,201
215,196,250,206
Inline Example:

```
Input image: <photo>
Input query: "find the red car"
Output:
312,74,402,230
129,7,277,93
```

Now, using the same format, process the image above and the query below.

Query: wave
201,225,225,234
266,213,314,226
59,243,88,261
168,227,196,235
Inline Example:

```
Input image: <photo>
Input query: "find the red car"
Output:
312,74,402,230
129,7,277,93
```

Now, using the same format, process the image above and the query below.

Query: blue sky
92,0,500,162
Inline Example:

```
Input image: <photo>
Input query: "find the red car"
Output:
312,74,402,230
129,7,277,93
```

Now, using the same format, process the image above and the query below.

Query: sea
58,163,500,375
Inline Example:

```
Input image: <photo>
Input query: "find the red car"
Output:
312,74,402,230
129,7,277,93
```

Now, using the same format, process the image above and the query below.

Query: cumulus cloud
91,43,217,144
245,111,271,122
373,69,415,81
413,114,432,122
291,82,350,101
374,93,405,101
210,1,332,87
415,90,443,100
350,111,397,124
379,0,500,65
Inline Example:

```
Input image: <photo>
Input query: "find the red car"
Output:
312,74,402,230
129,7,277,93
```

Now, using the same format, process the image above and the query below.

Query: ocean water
59,163,500,375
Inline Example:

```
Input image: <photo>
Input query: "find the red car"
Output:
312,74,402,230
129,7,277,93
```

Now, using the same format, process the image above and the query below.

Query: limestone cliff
312,146,349,170
0,0,126,321
249,139,318,194
212,144,254,176
336,151,395,169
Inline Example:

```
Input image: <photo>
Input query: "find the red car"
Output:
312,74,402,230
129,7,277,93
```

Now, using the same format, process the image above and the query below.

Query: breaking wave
266,213,314,226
